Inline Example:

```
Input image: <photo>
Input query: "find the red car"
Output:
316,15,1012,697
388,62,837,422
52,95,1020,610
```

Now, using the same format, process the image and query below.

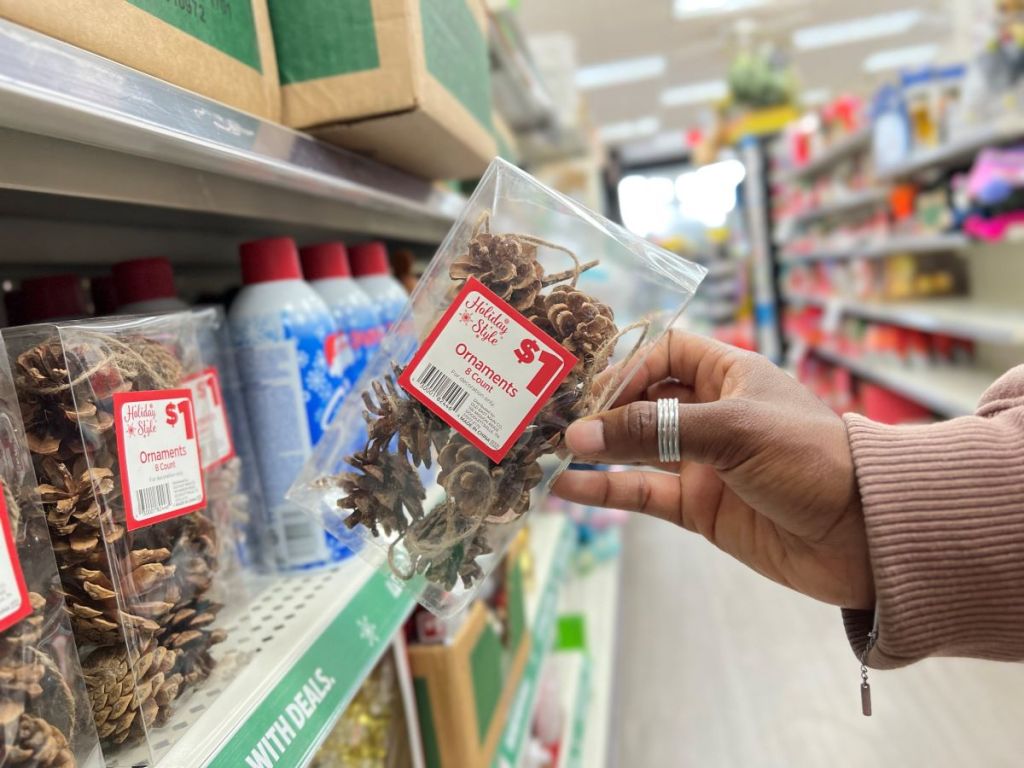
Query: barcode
135,484,170,515
415,364,470,412
281,507,326,564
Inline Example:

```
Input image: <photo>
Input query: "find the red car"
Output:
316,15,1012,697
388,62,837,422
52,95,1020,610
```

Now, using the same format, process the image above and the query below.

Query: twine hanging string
29,331,182,395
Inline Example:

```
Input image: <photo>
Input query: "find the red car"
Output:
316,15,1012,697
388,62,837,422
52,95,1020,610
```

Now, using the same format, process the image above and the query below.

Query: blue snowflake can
229,238,358,570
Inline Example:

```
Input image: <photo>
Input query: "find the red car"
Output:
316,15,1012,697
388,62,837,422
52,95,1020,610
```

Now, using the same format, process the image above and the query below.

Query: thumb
564,399,758,468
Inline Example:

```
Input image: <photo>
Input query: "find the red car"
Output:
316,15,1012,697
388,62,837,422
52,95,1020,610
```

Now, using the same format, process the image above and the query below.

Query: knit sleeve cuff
843,411,1024,669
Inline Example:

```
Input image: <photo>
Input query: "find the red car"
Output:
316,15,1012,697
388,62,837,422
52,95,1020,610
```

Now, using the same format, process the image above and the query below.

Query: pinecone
450,233,544,311
436,438,493,517
0,713,74,768
158,599,226,689
339,450,426,537
404,513,492,591
526,286,617,363
83,640,182,745
0,593,45,656
362,365,447,467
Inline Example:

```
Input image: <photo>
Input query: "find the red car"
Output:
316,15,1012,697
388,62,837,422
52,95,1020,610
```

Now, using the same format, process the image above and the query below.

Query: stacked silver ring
656,398,681,463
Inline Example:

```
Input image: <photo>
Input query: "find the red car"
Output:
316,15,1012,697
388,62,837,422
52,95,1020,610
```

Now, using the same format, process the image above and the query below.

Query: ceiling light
673,0,766,18
864,43,939,73
576,55,667,90
793,10,923,51
660,80,728,107
598,117,661,144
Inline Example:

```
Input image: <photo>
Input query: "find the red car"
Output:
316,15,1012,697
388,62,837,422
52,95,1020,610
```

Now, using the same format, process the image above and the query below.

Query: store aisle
614,515,1024,768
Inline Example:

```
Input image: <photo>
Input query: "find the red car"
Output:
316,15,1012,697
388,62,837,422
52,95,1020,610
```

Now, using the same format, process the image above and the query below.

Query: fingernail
566,420,605,455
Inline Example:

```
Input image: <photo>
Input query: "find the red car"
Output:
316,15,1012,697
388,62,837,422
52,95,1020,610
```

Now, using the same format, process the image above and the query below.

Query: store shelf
811,345,992,416
559,549,621,768
158,558,416,768
782,232,968,264
493,514,576,768
785,293,1024,344
777,188,888,232
0,19,464,246
776,128,871,185
553,651,591,768
876,118,1024,181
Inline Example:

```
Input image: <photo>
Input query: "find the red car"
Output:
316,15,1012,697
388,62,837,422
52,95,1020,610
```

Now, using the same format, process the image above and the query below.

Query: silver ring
657,398,680,463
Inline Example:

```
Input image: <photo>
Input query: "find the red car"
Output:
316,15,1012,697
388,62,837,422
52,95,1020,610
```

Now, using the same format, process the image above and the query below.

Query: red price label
400,277,577,463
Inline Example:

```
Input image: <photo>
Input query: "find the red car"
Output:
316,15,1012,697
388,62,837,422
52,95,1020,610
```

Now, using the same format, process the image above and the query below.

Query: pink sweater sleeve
842,365,1024,669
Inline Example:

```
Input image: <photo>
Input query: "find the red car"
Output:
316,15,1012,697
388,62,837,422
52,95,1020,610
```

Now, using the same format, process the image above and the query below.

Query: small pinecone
527,286,617,363
362,365,447,467
450,234,544,311
84,640,182,746
0,713,74,768
436,438,494,517
158,599,226,689
339,450,426,537
406,515,492,592
0,593,45,656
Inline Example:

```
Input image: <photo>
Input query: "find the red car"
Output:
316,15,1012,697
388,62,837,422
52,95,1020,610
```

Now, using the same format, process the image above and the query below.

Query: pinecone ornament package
4,314,253,765
0,336,100,768
290,158,706,616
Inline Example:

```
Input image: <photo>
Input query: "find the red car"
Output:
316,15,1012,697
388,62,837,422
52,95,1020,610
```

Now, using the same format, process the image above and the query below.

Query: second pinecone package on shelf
290,158,707,616
0,334,101,768
4,313,253,766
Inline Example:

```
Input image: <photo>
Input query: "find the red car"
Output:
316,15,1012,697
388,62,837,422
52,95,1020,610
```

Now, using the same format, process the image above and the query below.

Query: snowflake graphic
126,423,136,437
357,615,379,646
305,367,333,400
296,349,311,370
459,309,473,325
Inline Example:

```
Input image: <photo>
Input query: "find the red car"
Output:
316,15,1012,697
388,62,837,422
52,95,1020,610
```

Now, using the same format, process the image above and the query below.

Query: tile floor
612,515,1024,768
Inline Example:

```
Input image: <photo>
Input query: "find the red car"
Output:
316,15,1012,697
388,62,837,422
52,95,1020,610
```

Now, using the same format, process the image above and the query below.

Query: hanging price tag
114,389,207,530
399,277,577,463
0,486,30,633
184,367,236,470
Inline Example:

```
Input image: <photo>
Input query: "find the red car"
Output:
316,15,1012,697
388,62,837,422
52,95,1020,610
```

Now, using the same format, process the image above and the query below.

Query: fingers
564,399,757,469
551,469,683,523
600,329,744,407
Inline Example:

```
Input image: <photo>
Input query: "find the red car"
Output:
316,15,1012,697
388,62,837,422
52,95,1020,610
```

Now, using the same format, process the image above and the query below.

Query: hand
552,330,874,610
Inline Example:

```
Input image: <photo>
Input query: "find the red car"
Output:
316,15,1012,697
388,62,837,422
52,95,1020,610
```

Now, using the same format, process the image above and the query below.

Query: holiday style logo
114,389,207,530
400,277,577,463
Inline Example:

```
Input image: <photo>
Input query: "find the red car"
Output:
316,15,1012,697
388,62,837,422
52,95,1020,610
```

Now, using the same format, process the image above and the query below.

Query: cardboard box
409,535,529,768
268,0,496,179
0,0,280,121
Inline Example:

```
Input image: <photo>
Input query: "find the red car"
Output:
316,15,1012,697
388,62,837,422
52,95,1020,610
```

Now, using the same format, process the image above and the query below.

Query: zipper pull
859,627,878,717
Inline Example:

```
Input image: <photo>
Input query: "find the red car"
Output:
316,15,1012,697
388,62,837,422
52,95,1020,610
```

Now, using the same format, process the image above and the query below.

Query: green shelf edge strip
566,655,592,768
207,570,416,768
492,519,576,768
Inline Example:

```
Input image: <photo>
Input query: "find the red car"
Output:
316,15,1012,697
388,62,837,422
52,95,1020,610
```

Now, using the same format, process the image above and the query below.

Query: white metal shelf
781,233,968,264
776,188,888,233
493,514,575,768
785,293,1024,345
811,345,993,417
876,118,1024,181
558,550,621,768
776,128,871,185
153,557,416,768
0,19,463,247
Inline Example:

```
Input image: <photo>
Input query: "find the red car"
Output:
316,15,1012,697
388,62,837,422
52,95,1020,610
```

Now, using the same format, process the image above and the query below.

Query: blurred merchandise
311,652,410,768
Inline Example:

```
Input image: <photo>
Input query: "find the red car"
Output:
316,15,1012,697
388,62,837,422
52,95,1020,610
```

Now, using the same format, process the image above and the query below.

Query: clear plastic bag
4,313,252,766
290,159,706,616
0,334,102,768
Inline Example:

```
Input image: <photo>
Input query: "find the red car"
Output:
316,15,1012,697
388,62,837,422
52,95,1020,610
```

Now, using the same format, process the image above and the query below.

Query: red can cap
240,237,302,284
112,257,178,307
90,275,119,316
21,274,88,323
349,241,390,277
300,242,352,280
